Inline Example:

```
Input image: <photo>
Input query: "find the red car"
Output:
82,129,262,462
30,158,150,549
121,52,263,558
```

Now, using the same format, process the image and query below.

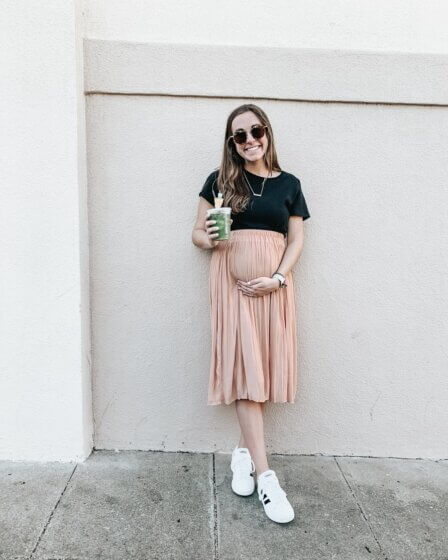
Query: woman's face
230,111,268,163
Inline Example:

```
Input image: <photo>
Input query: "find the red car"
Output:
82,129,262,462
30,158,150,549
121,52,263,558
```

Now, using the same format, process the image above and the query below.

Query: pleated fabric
207,229,298,406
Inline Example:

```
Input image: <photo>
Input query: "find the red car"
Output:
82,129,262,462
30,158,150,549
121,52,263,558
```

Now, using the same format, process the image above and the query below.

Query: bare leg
238,432,246,447
235,399,269,476
238,401,266,447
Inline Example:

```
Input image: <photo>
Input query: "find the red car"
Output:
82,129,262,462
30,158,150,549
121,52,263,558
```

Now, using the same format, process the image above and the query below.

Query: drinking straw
214,192,223,209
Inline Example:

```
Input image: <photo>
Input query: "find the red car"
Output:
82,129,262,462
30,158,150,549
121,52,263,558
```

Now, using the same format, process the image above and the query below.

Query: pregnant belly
229,245,283,282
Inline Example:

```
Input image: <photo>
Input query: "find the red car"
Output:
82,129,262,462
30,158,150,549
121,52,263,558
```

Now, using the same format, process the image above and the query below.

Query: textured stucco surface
84,0,448,54
84,40,448,106
86,82,448,457
0,1,92,461
3,0,447,462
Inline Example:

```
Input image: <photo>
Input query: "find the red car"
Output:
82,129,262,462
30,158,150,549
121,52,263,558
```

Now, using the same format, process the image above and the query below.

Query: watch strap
272,272,287,288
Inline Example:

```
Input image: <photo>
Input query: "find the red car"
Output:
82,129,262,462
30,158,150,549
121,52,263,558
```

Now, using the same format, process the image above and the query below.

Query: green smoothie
207,207,231,240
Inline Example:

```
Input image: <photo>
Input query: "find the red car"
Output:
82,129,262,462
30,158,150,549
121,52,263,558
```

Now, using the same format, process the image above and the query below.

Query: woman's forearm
275,240,304,276
192,227,215,250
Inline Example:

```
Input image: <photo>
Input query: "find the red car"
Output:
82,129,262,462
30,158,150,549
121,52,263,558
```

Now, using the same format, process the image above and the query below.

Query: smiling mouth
244,145,261,152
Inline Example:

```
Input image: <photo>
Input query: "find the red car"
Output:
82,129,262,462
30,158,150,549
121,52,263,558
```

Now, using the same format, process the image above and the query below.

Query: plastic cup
207,207,231,240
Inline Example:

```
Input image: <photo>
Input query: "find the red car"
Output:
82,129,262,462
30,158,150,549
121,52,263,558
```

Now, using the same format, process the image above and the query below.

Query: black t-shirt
199,168,310,237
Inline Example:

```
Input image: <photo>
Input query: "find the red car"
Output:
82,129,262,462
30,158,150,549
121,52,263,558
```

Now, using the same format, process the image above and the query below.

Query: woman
191,103,310,523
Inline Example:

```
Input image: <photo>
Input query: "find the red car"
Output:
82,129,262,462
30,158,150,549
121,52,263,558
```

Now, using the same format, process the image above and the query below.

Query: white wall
2,1,447,462
84,0,448,54
85,39,448,459
0,1,92,461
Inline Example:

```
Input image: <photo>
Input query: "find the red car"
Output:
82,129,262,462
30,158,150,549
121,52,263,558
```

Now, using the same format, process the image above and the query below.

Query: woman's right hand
205,218,219,248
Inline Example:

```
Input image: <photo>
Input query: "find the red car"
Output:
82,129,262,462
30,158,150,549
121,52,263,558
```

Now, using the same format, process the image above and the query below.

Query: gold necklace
242,170,272,198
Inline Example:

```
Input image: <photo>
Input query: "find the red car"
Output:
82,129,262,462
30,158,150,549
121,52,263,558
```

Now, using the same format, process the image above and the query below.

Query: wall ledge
84,39,448,106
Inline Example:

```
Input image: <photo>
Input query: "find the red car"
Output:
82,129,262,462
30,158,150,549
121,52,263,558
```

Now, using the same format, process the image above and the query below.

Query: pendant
243,170,266,197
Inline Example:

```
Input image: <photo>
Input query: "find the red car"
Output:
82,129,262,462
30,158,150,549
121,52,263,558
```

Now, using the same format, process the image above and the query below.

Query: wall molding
84,39,448,106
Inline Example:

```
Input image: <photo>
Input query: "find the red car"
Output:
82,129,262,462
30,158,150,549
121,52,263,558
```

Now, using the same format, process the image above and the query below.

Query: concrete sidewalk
1,450,447,560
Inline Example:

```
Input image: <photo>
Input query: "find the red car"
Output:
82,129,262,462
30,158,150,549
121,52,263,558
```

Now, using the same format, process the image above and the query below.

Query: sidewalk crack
28,464,78,559
334,457,389,560
212,453,219,560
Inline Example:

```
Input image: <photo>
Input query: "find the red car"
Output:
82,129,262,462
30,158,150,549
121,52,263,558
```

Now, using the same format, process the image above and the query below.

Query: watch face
274,275,283,286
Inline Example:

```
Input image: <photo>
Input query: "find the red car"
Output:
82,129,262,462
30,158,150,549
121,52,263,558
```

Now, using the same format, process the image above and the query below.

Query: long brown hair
214,104,282,214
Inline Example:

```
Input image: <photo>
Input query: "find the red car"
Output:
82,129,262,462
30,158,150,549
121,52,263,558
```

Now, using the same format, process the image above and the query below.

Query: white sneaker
230,446,256,496
257,469,295,523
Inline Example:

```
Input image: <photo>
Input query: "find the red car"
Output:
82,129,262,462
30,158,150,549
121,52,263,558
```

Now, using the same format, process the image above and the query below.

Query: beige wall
0,0,92,461
2,1,447,461
85,40,448,458
84,0,448,54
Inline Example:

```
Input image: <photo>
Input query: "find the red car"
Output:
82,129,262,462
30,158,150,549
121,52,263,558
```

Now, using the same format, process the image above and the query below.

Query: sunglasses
228,124,268,145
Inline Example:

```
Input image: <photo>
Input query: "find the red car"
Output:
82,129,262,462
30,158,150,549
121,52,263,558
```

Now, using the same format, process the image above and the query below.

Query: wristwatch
272,272,287,288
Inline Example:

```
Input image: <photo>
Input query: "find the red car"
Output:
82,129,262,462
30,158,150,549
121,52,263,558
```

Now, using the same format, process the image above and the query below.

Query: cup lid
207,207,231,214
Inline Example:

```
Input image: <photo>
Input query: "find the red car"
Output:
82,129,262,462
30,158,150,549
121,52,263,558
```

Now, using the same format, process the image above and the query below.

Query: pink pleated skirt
207,228,298,406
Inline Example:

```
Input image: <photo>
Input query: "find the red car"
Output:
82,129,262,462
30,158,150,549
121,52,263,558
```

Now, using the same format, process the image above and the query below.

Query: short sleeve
198,170,219,206
289,178,310,220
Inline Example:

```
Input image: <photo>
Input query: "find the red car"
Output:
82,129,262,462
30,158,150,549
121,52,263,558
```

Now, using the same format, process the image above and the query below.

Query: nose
244,133,261,148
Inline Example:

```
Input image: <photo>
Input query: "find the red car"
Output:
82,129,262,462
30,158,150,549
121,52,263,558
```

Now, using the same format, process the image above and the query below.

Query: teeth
245,146,260,152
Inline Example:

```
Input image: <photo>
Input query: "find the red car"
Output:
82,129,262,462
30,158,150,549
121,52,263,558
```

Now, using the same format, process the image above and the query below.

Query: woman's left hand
237,276,280,297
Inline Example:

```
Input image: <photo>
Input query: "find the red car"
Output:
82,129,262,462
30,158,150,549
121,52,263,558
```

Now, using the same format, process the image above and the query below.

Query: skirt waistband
229,228,285,241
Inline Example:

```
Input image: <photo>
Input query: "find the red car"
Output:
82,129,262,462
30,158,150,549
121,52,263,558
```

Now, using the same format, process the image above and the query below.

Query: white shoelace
258,473,287,501
233,455,255,475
